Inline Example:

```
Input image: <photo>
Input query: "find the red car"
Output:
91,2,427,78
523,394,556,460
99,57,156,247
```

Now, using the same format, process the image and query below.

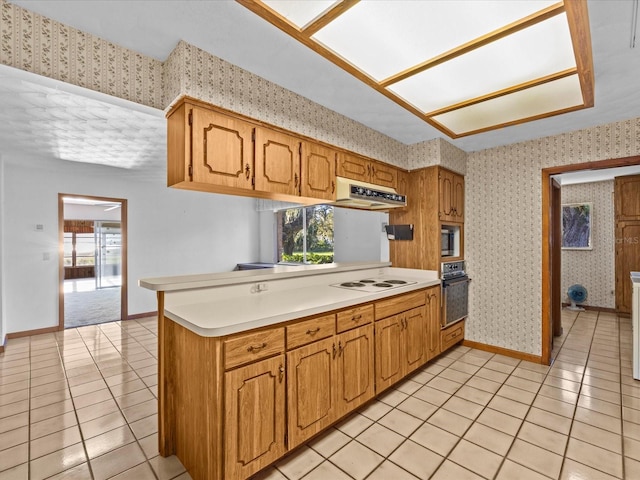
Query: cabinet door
337,152,369,182
374,315,404,393
254,127,301,195
616,221,640,314
403,307,426,374
301,142,337,201
224,355,286,480
425,287,441,361
615,175,640,221
452,173,465,222
370,161,397,189
439,169,454,222
191,107,254,189
287,337,336,448
336,325,374,417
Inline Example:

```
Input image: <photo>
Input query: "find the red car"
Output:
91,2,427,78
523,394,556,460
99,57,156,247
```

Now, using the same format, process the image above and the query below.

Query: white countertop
146,265,440,337
139,261,392,291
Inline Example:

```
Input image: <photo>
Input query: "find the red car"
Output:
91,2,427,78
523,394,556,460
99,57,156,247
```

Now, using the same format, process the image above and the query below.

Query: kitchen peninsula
140,262,456,480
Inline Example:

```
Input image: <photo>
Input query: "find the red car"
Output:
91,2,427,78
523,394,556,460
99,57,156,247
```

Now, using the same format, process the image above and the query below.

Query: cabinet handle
245,163,251,179
333,343,337,359
294,173,299,188
306,327,320,335
367,164,371,176
278,364,284,383
247,342,266,353
338,341,343,357
352,314,362,322
331,180,335,193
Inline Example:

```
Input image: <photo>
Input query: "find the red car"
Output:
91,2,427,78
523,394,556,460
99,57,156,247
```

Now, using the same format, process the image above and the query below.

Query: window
64,232,96,267
277,205,334,264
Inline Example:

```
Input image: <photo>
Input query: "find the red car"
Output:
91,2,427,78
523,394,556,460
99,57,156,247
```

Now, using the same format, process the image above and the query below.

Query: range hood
331,177,407,210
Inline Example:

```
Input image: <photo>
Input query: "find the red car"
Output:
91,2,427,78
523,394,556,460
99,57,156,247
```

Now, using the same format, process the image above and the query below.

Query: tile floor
0,309,637,479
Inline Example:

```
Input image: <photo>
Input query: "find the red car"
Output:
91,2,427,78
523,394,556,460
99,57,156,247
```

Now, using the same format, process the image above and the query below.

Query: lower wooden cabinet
375,306,426,392
224,355,287,480
161,287,461,480
287,324,374,448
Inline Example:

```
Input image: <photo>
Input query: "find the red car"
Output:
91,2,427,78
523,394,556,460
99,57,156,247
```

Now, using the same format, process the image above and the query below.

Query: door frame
541,155,640,364
58,193,128,329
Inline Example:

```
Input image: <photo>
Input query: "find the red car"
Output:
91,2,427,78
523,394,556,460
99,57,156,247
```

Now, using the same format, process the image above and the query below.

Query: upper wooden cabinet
300,141,337,201
254,127,301,196
188,106,255,190
439,168,464,223
615,175,640,221
337,152,397,189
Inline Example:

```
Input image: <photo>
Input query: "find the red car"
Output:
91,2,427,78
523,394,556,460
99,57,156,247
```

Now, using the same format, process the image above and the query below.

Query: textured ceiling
1,0,640,173
0,64,165,175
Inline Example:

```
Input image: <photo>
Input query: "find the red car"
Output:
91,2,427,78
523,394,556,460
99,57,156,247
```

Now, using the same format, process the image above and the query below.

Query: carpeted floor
64,279,121,328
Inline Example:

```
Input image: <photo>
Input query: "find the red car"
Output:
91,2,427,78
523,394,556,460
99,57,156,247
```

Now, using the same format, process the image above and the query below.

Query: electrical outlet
43,252,50,261
35,224,44,232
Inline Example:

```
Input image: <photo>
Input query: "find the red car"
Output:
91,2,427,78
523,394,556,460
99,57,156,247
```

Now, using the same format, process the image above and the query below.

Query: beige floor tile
496,459,550,480
583,384,622,404
442,395,484,420
46,462,93,479
561,459,619,480
574,406,622,434
488,395,530,419
548,366,583,383
30,425,83,460
276,446,324,480
358,400,392,421
90,442,147,480
431,459,483,480
475,366,509,384
0,442,28,472
356,423,404,456
329,440,382,480
335,413,373,438
439,367,473,384
578,393,621,418
29,442,87,480
427,408,473,436
448,439,503,479
365,460,418,480
464,422,514,456
571,420,622,454
80,411,127,440
72,388,113,409
0,399,28,420
507,438,563,478
531,393,576,418
526,406,572,435
301,460,350,480
138,433,159,460
396,396,437,420
537,384,579,404
110,461,157,479
625,456,640,479
377,408,422,437
85,425,136,459
410,422,459,457
394,379,422,396
30,411,77,440
377,388,409,407
388,440,443,479
505,375,542,394
624,436,640,462
455,384,494,405
129,413,158,439
517,421,568,455
476,408,523,436
149,454,187,480
583,375,621,393
428,376,462,394
412,385,452,406
408,370,434,385
114,388,155,408
625,420,640,441
565,437,623,478
121,398,157,423
307,428,349,458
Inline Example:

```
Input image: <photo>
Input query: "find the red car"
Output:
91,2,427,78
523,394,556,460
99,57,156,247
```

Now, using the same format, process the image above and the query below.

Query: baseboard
462,339,543,364
127,311,157,320
6,325,60,340
561,303,616,314
0,335,5,353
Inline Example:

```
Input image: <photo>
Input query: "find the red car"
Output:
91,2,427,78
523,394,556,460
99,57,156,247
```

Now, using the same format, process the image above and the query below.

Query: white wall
1,155,259,334
561,180,615,309
333,208,389,263
0,157,5,347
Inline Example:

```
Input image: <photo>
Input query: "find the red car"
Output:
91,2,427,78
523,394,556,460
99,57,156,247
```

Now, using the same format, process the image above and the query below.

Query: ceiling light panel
262,0,340,29
311,0,560,81
388,13,576,114
433,74,584,135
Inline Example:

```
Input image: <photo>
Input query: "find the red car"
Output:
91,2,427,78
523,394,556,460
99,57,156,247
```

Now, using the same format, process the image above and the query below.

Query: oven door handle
443,277,471,288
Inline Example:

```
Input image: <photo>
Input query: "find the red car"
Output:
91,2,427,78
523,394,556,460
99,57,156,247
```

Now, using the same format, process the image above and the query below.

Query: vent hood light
331,176,407,211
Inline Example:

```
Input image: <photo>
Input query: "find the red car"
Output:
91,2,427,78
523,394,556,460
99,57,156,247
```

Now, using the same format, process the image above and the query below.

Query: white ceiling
2,0,640,174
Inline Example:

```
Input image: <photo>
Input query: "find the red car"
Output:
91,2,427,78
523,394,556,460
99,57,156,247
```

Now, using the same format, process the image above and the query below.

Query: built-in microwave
441,225,460,257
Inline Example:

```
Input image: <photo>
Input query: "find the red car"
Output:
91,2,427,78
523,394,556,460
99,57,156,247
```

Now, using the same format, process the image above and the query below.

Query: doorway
58,194,128,329
542,155,640,364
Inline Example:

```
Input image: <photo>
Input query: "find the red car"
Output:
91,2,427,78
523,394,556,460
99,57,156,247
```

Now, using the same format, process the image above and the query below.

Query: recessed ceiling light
237,0,594,138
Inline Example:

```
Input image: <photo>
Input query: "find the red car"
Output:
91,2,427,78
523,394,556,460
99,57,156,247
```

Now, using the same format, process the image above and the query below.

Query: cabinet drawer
440,321,464,352
286,314,335,350
224,328,285,369
375,290,426,320
336,304,374,333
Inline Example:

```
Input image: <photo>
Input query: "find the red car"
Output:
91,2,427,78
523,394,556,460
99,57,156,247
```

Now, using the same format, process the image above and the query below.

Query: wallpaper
164,40,408,168
561,181,615,309
0,0,164,109
466,118,640,356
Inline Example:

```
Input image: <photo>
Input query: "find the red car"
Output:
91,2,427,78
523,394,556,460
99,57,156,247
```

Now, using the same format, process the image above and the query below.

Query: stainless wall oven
441,261,470,328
